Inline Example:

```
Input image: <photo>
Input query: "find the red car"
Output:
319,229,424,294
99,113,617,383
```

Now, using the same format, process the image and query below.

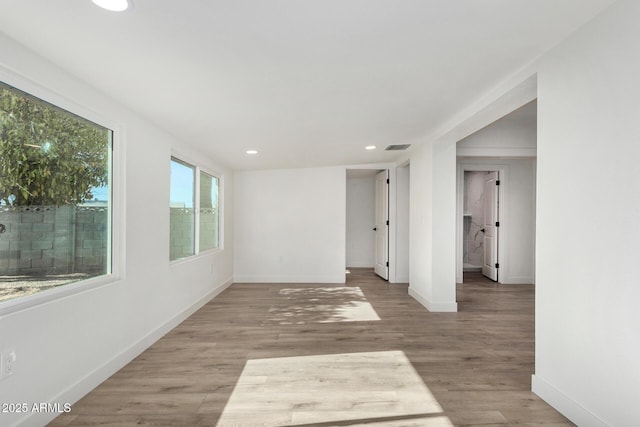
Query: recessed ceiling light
365,145,377,150
246,150,258,155
92,0,130,12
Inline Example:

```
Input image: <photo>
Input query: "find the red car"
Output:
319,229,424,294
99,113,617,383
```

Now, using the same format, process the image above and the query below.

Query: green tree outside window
0,84,109,207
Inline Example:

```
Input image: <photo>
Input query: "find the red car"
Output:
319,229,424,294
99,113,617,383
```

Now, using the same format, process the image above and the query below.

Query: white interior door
482,171,499,281
374,170,389,280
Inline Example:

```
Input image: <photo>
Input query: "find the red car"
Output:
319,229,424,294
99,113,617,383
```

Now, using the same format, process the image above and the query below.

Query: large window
170,158,220,261
0,82,112,304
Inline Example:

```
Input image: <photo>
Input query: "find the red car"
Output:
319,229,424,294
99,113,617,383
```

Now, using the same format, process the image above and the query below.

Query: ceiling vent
385,144,411,151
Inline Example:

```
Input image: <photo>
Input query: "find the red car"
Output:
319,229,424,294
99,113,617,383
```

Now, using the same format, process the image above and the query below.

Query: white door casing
482,171,499,281
374,170,389,280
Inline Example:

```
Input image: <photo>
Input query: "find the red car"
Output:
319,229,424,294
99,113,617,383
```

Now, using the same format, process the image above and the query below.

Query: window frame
169,153,223,264
169,157,196,261
197,168,221,253
0,67,123,316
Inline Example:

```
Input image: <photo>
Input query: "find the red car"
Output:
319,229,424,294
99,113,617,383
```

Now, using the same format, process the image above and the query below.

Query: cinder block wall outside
169,208,219,260
169,208,194,261
0,205,108,276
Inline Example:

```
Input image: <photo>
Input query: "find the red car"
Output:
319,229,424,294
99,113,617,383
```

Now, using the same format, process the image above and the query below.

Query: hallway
50,270,571,426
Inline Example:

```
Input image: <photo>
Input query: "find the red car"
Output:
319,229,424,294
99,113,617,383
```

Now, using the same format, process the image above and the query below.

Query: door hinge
386,261,389,267
495,221,500,227
386,178,389,184
495,263,500,268
386,220,389,226
496,180,501,186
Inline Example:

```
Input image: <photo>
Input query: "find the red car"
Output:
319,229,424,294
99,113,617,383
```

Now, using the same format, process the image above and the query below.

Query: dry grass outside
0,273,90,302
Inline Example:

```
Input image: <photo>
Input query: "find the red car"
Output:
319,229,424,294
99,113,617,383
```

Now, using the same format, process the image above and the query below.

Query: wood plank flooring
49,270,573,426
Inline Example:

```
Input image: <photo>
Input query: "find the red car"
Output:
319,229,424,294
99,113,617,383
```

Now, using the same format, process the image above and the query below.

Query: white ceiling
0,0,615,170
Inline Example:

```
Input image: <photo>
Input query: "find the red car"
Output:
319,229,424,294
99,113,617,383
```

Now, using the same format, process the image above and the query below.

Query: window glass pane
199,171,219,251
0,82,112,303
170,158,195,261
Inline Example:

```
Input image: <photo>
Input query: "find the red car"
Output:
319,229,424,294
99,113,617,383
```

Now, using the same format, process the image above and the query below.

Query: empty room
1,1,639,426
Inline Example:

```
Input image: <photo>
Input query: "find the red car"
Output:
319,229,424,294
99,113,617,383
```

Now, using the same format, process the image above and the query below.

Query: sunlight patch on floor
216,351,452,427
266,286,381,324
343,417,453,427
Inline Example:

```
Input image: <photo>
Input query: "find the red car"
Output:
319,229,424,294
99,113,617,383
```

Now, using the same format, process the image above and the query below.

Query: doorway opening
373,170,389,280
345,169,389,281
455,97,537,286
462,170,500,282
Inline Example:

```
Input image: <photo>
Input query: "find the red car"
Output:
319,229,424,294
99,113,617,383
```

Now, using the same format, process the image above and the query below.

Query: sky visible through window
83,160,219,209
88,185,109,203
88,162,217,208
170,160,195,208
1,169,209,207
0,180,110,207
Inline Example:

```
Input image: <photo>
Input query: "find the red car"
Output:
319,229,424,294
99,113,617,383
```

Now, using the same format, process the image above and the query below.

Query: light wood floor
49,270,573,426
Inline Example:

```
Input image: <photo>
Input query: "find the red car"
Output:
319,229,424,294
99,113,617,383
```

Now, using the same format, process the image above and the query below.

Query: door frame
455,163,507,284
374,169,389,280
345,163,405,283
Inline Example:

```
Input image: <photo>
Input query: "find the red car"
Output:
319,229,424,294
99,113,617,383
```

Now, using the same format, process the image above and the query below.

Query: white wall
431,140,458,308
457,100,537,157
532,0,640,424
408,142,457,312
395,165,410,283
416,0,639,423
408,136,458,312
408,144,434,309
0,34,234,427
234,167,346,283
346,176,375,268
406,2,640,423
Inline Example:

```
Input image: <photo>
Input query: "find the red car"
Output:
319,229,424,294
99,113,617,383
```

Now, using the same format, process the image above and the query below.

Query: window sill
0,273,120,317
169,247,223,267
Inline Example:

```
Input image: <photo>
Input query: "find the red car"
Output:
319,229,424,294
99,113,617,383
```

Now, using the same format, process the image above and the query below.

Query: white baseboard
532,374,608,427
233,274,345,284
345,262,375,268
391,275,409,284
21,277,233,427
500,275,535,285
408,287,458,312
